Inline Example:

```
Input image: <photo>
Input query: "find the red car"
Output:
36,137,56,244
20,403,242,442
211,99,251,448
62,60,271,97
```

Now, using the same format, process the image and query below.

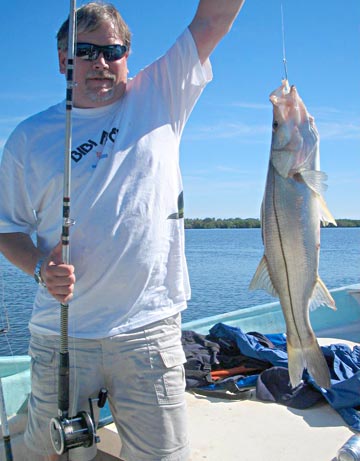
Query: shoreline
185,218,360,229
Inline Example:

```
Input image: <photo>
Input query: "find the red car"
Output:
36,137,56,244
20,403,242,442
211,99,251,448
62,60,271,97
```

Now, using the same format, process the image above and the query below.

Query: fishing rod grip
58,351,70,416
58,301,70,415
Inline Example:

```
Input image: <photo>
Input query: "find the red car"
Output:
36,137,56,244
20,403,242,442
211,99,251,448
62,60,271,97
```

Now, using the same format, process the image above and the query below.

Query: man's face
58,20,129,108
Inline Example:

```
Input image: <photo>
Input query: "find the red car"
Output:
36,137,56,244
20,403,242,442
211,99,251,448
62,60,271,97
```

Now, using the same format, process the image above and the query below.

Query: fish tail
287,340,331,389
303,341,331,389
287,344,306,388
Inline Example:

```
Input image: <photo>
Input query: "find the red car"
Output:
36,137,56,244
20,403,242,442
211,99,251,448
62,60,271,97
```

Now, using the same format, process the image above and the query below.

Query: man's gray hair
57,2,131,50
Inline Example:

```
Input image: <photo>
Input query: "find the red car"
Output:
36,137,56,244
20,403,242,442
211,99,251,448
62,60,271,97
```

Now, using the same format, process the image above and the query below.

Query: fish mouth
270,86,298,111
270,81,309,122
269,79,290,101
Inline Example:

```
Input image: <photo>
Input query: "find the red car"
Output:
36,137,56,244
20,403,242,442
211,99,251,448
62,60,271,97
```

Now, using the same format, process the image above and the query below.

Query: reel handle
97,388,108,408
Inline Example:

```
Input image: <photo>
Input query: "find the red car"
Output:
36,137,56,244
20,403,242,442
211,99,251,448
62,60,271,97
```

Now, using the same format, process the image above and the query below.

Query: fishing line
0,264,16,363
0,303,12,358
281,4,289,81
0,272,10,335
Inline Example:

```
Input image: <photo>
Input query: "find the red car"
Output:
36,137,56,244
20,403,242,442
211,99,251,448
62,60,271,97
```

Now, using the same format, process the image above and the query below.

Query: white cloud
0,91,61,102
318,121,360,140
0,116,26,126
185,121,270,141
186,102,360,142
230,102,269,110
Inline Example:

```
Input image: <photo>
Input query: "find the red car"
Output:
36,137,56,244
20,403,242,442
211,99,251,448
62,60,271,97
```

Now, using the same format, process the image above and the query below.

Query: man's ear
58,49,67,74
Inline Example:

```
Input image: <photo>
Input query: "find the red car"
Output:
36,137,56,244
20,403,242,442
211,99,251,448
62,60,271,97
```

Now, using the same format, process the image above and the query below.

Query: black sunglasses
76,42,128,62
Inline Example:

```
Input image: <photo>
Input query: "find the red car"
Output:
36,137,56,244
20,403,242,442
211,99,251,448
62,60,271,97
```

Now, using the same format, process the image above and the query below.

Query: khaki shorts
24,314,189,461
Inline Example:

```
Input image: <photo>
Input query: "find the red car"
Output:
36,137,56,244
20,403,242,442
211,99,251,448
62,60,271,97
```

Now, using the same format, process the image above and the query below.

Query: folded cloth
187,323,360,430
208,323,288,367
256,366,324,409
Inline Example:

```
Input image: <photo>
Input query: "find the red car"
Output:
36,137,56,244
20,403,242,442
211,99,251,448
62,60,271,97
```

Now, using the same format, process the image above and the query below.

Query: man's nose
92,53,109,69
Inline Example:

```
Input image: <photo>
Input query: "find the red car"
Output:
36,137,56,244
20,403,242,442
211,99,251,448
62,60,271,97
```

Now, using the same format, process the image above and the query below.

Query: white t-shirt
0,28,212,338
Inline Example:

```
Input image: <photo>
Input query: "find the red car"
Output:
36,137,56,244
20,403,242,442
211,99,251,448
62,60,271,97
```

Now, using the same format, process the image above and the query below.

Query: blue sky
1,0,359,219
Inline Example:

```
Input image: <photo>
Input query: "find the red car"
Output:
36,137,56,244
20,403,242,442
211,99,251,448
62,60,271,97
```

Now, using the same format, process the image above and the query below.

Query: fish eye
273,120,279,129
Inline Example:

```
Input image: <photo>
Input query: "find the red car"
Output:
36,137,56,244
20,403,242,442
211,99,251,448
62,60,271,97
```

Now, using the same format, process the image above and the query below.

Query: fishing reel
50,388,108,455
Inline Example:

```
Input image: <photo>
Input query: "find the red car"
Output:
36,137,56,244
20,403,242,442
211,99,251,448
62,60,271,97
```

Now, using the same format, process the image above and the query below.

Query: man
0,1,246,460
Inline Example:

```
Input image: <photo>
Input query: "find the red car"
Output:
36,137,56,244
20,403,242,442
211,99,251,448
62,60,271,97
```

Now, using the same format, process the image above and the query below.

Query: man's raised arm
189,0,246,64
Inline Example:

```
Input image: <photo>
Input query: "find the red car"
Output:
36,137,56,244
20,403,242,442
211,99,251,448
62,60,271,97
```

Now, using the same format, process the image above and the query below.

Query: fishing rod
0,289,13,460
49,0,107,454
0,377,13,461
0,375,13,461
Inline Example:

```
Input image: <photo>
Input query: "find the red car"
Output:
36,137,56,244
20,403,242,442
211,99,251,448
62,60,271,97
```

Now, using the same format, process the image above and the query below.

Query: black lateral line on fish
272,173,302,346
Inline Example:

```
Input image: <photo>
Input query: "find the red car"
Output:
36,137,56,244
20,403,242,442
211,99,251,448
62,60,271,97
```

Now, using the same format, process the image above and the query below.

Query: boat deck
2,332,359,460
94,336,357,461
97,391,352,461
4,386,353,461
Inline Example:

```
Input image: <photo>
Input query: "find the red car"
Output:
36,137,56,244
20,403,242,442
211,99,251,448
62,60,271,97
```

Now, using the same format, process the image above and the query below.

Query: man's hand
189,0,246,63
42,241,76,304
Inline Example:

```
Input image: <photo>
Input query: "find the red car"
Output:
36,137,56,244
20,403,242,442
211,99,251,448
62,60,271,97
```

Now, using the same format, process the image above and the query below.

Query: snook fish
250,80,336,389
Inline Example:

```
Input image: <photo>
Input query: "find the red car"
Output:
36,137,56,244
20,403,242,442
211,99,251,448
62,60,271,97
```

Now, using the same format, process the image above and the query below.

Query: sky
1,0,359,219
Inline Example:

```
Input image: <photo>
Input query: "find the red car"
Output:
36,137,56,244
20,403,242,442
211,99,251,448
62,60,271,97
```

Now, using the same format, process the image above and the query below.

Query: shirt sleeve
139,27,213,137
0,128,37,235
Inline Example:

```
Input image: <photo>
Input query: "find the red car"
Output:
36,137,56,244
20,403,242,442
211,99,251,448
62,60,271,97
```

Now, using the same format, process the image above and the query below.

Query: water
184,227,360,322
0,228,359,356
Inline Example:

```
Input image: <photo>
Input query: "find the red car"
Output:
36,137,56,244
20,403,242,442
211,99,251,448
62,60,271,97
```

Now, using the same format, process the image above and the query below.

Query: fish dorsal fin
309,277,337,311
300,170,328,196
249,255,278,298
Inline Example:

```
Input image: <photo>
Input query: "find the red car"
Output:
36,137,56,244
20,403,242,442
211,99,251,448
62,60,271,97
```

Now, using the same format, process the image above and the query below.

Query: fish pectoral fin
300,170,328,195
249,256,278,297
317,194,337,226
299,170,337,226
309,277,337,311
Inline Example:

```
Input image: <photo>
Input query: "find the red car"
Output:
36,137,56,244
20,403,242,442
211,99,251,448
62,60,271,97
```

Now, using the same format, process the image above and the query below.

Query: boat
1,283,359,461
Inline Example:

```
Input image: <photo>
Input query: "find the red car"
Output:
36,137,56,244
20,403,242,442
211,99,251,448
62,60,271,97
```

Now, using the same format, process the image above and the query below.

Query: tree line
184,217,360,229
